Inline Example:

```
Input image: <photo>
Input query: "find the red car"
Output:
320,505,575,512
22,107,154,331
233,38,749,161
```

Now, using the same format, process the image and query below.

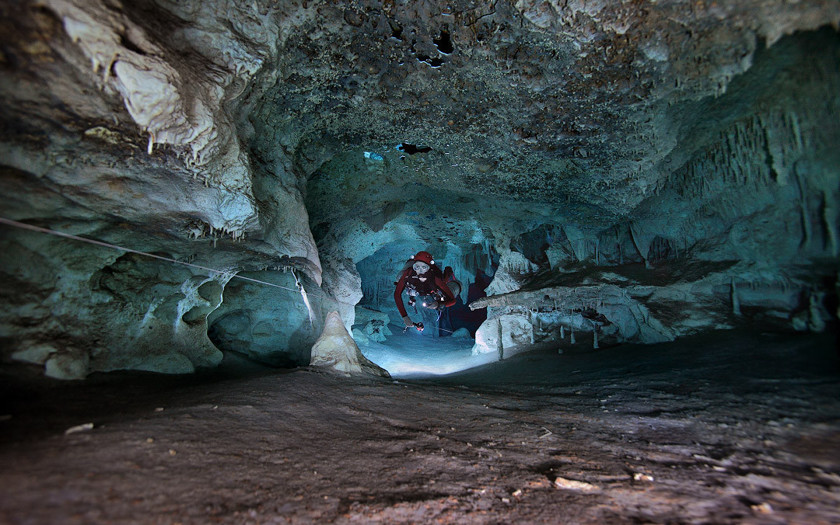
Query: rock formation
310,311,390,377
0,0,838,376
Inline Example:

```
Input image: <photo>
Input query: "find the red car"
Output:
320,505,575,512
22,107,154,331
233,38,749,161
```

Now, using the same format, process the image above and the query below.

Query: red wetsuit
394,266,457,318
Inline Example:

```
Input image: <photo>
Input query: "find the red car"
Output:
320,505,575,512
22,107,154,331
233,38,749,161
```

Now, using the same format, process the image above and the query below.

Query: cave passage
1,1,840,523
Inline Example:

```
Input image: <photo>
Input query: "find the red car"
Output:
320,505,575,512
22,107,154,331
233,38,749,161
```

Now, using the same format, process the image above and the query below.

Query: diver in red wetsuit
394,251,461,332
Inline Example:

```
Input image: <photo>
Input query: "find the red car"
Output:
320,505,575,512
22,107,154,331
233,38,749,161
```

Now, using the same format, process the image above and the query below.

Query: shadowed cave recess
0,0,839,523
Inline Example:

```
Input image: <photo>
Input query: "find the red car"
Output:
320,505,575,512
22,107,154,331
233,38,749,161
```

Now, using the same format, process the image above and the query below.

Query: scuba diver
394,251,461,332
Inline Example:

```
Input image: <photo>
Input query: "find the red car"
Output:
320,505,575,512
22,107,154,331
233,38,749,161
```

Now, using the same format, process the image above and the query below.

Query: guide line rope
406,325,461,335
0,216,307,295
0,217,466,334
436,308,458,334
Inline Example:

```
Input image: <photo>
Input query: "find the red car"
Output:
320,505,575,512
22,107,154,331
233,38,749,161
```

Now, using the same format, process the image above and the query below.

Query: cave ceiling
245,0,838,229
2,0,837,254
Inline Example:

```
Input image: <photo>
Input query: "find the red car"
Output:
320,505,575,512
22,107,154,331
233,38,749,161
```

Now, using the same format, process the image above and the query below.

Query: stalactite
497,318,504,360
794,163,812,249
731,277,741,316
628,223,651,269
668,105,817,206
560,325,565,339
809,291,827,332
593,329,599,349
292,269,314,329
823,189,838,256
570,328,576,344
790,111,804,151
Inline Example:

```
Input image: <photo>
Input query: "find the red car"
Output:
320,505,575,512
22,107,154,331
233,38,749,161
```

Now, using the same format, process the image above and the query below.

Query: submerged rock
44,348,89,381
451,328,471,339
353,307,393,343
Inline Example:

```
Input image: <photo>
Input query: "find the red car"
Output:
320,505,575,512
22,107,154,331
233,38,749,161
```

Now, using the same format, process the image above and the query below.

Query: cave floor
357,328,496,378
1,330,839,524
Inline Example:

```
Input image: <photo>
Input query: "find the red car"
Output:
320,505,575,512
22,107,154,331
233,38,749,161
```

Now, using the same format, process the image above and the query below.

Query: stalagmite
309,311,390,377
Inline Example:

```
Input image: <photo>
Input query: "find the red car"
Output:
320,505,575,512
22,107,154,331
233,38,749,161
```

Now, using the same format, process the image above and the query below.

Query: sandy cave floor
356,328,496,378
1,329,839,524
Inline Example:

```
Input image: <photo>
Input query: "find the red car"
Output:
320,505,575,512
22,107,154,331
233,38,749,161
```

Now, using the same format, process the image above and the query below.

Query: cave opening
351,239,495,377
